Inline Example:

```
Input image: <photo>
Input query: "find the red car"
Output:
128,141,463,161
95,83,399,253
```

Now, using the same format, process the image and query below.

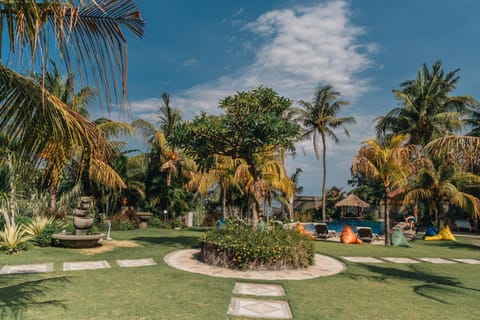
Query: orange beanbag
341,225,363,244
295,223,315,240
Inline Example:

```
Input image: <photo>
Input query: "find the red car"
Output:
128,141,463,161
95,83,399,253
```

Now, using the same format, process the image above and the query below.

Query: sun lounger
356,227,379,243
454,219,472,232
314,223,336,239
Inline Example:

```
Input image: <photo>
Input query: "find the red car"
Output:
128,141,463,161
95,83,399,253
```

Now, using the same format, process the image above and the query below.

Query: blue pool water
304,220,384,235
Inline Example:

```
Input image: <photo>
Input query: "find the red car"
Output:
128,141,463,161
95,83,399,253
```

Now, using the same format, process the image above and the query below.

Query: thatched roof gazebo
335,194,369,218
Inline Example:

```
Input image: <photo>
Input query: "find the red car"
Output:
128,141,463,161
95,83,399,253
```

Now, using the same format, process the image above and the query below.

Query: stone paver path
452,258,480,264
164,249,345,280
116,258,157,267
0,263,54,275
63,260,111,271
227,297,292,319
418,258,457,264
341,256,384,263
233,283,285,296
381,257,419,263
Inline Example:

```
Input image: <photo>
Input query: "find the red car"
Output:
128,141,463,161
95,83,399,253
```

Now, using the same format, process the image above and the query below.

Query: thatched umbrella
335,194,369,218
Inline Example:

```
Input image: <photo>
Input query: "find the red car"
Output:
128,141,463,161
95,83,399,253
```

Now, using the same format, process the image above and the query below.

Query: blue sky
112,0,480,196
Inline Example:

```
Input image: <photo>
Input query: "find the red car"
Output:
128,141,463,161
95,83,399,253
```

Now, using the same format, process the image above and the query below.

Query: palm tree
375,61,476,147
0,1,144,206
186,155,241,218
133,92,184,210
402,155,480,231
30,63,128,215
296,85,355,222
352,134,417,245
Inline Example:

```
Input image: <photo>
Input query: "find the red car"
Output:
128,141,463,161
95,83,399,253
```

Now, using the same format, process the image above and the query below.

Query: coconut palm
29,63,129,214
402,155,480,230
133,93,184,210
352,134,417,245
186,155,241,218
0,1,144,207
296,85,355,222
375,61,476,147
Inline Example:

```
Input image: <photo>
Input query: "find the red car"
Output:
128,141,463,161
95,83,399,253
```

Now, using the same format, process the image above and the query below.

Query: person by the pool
405,208,418,231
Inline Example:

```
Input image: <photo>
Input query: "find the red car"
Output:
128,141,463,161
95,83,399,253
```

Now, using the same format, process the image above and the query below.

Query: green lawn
1,229,479,320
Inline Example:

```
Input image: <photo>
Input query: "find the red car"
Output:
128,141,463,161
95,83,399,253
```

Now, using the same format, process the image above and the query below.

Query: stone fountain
52,196,104,248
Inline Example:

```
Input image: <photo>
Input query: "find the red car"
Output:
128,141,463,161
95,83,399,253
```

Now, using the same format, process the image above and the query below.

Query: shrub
201,220,315,271
24,216,70,247
111,219,135,231
0,224,32,254
147,215,168,228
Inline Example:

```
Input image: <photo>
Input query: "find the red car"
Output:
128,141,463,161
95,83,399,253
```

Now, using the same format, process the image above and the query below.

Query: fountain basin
136,212,152,229
52,233,104,248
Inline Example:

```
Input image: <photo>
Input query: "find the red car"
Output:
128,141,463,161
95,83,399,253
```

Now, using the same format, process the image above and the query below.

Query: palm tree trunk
384,193,390,246
50,185,57,216
222,187,227,218
321,134,327,222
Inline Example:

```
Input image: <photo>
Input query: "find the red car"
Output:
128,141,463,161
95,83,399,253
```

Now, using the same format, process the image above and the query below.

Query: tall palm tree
296,85,355,222
133,92,184,210
375,61,476,147
352,134,417,245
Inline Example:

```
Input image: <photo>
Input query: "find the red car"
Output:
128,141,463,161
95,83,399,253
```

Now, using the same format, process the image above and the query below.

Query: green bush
201,220,315,270
147,216,169,229
32,223,58,247
111,220,135,231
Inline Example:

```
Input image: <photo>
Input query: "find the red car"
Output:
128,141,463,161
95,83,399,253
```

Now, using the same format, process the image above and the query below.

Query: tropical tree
133,92,188,213
375,61,476,147
352,134,417,245
402,154,480,231
173,87,301,228
0,0,144,207
186,155,241,218
296,85,355,222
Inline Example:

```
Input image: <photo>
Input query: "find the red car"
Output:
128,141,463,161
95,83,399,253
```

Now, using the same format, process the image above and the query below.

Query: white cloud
129,0,377,194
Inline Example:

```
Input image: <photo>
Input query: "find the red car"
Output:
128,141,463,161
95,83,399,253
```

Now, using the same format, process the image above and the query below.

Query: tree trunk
222,187,227,218
50,185,57,216
251,175,266,229
321,134,327,222
384,193,390,246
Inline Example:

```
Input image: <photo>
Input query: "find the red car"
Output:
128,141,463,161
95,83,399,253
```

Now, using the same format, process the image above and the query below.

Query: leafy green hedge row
200,221,315,270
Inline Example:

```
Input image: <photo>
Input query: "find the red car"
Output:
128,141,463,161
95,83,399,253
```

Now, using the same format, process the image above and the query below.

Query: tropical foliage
201,220,314,270
173,86,301,227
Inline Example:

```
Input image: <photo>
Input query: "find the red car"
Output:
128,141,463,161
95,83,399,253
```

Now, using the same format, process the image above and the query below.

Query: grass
0,228,479,319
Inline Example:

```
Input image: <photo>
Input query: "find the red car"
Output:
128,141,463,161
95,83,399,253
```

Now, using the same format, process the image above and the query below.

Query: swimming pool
304,220,384,235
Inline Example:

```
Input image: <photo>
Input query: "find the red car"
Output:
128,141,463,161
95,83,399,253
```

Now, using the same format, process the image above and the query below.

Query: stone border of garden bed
163,249,346,280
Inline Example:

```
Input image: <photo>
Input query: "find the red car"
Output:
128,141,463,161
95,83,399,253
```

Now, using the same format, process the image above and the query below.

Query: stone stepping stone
233,282,285,296
116,258,157,268
0,263,54,275
63,260,110,271
451,258,480,264
418,258,456,264
381,257,419,264
341,256,384,263
227,297,292,319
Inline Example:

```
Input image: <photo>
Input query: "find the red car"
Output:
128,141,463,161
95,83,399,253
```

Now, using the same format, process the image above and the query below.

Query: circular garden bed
201,221,315,271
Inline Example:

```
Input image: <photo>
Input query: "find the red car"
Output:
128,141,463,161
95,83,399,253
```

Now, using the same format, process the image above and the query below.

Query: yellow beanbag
424,225,456,241
341,225,363,244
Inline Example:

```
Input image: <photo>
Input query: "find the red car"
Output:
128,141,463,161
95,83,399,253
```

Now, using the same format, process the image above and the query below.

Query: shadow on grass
421,240,480,251
0,276,69,320
132,236,201,248
351,264,480,304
